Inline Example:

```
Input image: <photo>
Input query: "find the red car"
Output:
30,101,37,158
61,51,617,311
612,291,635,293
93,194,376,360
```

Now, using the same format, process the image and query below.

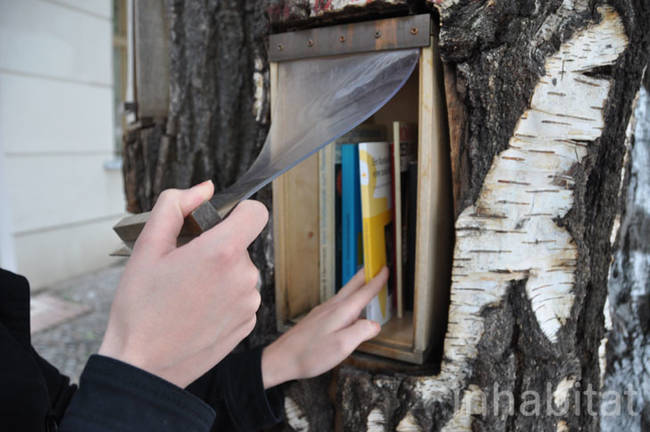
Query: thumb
136,180,214,254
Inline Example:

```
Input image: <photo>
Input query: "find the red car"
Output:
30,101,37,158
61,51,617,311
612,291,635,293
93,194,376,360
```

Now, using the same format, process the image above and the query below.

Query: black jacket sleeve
1,268,283,432
59,355,216,432
187,346,284,432
0,269,76,431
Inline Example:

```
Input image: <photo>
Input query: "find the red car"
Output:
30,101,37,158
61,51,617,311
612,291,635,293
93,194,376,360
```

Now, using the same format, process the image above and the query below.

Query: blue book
341,144,363,285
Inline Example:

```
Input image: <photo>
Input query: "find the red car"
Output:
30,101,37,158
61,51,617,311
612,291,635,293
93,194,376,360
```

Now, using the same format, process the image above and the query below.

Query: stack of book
319,122,418,325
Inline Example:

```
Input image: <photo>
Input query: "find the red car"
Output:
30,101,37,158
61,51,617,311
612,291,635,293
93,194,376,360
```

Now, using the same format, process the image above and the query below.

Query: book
318,143,337,301
389,143,398,315
335,148,342,291
341,144,363,286
391,122,418,317
359,141,394,325
331,124,387,292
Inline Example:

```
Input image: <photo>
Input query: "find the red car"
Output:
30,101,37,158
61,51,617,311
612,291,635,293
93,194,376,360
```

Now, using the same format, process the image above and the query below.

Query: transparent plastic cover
212,48,420,214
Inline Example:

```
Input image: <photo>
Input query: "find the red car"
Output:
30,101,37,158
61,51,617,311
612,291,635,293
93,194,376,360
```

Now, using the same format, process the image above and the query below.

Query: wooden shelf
272,22,452,365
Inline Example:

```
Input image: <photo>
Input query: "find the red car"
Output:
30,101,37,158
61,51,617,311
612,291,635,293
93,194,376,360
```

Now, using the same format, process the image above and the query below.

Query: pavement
31,261,126,383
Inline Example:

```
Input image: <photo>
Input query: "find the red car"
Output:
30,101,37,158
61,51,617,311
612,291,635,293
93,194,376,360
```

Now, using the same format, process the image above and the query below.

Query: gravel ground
31,261,126,383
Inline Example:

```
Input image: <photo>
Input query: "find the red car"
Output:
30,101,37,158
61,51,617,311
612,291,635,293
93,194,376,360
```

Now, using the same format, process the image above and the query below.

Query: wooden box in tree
271,15,453,365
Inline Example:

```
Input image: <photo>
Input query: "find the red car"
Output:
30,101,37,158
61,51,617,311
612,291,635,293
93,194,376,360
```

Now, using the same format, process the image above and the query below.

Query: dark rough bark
601,82,650,431
165,0,270,193
161,1,280,352
123,0,649,430
122,0,278,351
266,0,420,32
124,0,271,209
122,120,165,212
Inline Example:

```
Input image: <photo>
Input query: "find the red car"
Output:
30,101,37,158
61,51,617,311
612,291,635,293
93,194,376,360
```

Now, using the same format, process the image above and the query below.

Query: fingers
333,268,366,300
138,181,214,254
200,200,269,251
332,319,380,354
337,267,389,324
317,267,388,335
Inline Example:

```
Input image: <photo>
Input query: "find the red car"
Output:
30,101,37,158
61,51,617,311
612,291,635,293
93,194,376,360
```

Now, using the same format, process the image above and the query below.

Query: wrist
261,342,294,389
98,333,153,378
98,331,126,360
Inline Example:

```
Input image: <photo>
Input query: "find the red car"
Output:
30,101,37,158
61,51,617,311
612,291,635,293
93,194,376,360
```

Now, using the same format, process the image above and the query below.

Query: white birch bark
393,8,628,431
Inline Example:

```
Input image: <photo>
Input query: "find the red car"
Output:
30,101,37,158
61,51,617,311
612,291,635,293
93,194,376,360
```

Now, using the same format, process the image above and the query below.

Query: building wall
0,0,125,288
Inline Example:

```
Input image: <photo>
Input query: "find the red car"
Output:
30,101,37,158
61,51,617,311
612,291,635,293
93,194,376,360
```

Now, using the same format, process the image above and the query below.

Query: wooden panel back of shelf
271,62,321,327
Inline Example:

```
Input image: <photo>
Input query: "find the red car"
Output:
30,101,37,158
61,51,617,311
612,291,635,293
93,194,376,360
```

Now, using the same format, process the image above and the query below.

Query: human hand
99,181,268,388
260,267,388,389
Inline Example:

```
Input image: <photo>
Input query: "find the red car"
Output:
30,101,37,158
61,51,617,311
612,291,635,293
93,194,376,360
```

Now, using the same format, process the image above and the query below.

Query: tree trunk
123,1,649,430
600,77,650,430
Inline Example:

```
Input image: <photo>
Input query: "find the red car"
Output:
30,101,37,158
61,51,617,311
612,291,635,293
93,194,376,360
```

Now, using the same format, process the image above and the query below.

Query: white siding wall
0,0,124,288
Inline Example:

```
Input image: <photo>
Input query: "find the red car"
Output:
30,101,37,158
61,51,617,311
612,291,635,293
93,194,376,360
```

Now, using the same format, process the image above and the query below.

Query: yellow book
358,142,393,325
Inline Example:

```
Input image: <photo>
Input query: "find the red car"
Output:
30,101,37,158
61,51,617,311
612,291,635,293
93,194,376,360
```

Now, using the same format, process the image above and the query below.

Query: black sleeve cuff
59,355,215,432
221,346,284,432
187,346,283,432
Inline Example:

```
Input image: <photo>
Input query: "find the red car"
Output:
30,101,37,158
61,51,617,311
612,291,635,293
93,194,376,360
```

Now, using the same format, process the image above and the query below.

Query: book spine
335,148,342,291
341,144,361,286
318,144,336,301
392,121,404,318
359,142,393,325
